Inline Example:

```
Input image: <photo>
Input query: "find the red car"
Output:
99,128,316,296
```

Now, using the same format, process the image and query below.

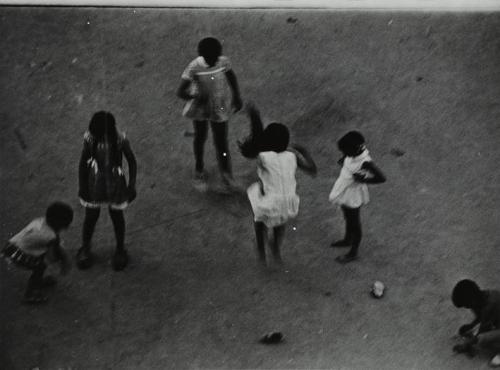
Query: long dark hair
88,111,121,165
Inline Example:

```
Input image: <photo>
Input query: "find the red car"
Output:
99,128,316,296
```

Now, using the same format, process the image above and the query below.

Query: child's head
452,279,483,309
89,111,118,142
198,37,222,66
262,123,290,153
46,202,73,231
337,131,365,157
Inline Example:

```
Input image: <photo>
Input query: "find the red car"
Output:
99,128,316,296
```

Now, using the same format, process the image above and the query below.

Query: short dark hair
262,123,290,153
198,37,222,59
337,131,365,157
452,279,482,308
46,202,73,230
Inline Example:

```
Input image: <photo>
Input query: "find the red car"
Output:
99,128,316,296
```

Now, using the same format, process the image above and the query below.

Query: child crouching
2,202,73,303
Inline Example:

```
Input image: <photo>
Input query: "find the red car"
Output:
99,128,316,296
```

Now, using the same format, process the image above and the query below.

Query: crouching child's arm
47,238,71,275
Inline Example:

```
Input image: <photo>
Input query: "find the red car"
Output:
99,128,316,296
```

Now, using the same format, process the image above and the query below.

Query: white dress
181,56,232,123
329,149,372,208
247,151,300,228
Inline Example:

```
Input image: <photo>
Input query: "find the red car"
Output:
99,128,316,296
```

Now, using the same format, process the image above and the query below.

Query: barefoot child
177,37,243,191
2,202,73,303
328,131,385,264
239,103,317,267
77,111,137,271
452,279,500,367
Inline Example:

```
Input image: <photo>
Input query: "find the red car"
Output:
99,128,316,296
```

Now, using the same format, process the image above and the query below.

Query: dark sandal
335,254,358,264
259,332,284,344
112,249,129,271
76,247,94,270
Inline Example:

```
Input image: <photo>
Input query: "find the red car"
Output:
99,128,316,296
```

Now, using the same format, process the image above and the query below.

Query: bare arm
225,69,242,112
458,317,481,337
245,102,264,137
176,79,195,101
49,238,71,275
78,144,91,199
290,144,317,177
123,139,137,202
354,161,386,184
238,102,264,158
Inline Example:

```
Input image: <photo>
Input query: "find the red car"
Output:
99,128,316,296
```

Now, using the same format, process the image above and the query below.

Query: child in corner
2,202,73,303
328,131,385,264
452,279,500,367
177,37,243,192
239,102,317,267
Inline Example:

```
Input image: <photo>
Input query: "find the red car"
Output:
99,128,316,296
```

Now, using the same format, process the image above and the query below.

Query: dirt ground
1,7,500,370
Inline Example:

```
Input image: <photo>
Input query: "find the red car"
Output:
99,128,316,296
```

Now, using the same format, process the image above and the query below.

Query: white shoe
193,172,208,192
490,354,500,367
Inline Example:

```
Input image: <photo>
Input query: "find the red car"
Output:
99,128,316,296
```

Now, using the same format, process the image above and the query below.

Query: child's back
257,151,298,197
9,217,56,257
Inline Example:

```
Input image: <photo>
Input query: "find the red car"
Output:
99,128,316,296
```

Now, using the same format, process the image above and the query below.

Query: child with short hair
328,131,386,264
239,103,317,267
177,37,243,191
452,279,500,367
2,202,73,303
77,111,137,271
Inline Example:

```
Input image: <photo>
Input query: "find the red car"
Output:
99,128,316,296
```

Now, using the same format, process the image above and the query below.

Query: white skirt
247,182,300,228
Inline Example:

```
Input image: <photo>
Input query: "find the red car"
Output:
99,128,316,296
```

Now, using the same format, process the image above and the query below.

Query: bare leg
254,221,267,266
24,263,47,303
210,121,232,177
109,208,125,251
193,120,208,174
331,205,352,247
82,207,100,250
77,207,100,269
271,225,286,265
109,208,128,271
336,206,361,264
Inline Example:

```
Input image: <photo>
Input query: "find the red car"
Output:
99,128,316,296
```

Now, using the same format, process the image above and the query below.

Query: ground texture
1,7,500,370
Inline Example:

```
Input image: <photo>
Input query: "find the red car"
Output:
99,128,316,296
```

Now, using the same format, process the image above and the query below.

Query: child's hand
128,186,137,202
353,172,367,182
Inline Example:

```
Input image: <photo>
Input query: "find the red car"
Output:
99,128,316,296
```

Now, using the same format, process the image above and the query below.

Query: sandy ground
1,7,500,370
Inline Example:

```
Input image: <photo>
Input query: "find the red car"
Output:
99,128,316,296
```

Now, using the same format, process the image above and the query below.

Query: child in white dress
239,103,317,267
329,131,386,264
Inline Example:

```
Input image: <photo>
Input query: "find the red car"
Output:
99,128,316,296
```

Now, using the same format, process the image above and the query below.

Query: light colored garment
248,151,300,228
181,56,232,122
9,218,56,257
329,149,372,208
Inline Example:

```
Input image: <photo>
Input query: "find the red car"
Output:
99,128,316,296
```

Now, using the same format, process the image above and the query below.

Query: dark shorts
2,243,45,270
